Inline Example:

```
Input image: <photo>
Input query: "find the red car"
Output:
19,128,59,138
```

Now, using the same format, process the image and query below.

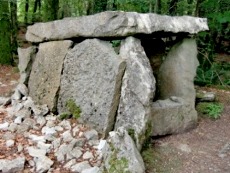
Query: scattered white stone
11,90,21,100
14,117,23,124
27,147,47,158
29,160,35,167
52,138,61,150
55,143,69,162
71,161,91,173
84,129,98,140
6,139,15,147
3,132,15,140
37,141,51,153
59,120,71,130
35,156,54,173
42,126,57,136
0,157,25,173
74,138,86,147
54,126,64,132
83,151,94,160
23,97,34,108
70,147,83,159
45,115,57,121
0,122,9,130
16,83,29,96
82,166,100,173
32,104,49,117
64,159,76,169
35,116,46,127
73,126,80,136
8,123,18,132
17,144,24,152
29,134,46,143
62,130,73,142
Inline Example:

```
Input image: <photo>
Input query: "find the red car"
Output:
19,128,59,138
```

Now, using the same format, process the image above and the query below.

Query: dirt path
143,88,230,173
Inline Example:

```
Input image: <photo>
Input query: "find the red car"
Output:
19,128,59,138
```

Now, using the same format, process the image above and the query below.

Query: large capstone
114,37,155,150
26,11,209,43
158,38,199,108
28,40,73,112
151,97,197,136
57,39,126,136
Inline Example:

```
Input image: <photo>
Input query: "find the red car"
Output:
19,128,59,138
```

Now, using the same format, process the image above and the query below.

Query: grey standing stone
28,40,73,112
26,11,208,43
0,157,25,173
158,38,199,108
18,46,36,84
151,97,197,136
58,39,126,136
115,37,155,150
101,127,145,173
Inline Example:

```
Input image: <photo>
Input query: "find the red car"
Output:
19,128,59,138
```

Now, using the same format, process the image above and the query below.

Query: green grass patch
196,102,224,119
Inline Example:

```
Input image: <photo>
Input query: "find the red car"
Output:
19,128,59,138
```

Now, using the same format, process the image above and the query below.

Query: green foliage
195,62,230,86
0,0,13,65
59,99,81,120
111,40,121,48
196,102,224,119
108,144,130,173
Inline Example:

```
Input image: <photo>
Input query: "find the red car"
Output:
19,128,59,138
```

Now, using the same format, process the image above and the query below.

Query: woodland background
0,0,229,87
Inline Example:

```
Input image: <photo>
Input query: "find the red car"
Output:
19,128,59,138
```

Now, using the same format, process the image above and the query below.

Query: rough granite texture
57,39,126,136
158,38,199,108
151,97,197,136
18,46,36,84
28,40,73,112
115,37,155,150
26,11,209,43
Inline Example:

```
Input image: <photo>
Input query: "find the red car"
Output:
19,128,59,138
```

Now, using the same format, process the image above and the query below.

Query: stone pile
0,85,143,172
1,11,209,172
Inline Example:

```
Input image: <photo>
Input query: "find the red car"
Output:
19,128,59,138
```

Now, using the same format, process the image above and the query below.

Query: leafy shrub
59,99,81,120
196,102,224,119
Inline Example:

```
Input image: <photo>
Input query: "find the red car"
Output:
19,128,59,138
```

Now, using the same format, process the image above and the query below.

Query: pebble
6,139,15,147
71,161,92,173
0,122,9,130
83,151,94,160
84,129,98,140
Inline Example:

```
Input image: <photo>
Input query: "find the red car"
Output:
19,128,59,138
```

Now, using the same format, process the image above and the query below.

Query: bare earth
0,65,230,173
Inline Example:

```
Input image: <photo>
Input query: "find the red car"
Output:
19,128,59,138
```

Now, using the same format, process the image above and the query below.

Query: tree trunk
32,0,42,22
107,0,117,11
195,0,202,16
94,0,108,13
24,0,29,24
169,0,179,15
0,0,13,64
10,0,18,58
44,0,59,21
154,0,161,14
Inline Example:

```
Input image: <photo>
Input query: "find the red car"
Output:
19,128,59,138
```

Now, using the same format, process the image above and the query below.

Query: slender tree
44,0,59,21
10,0,18,58
24,0,29,24
154,0,161,14
169,0,179,15
0,0,13,64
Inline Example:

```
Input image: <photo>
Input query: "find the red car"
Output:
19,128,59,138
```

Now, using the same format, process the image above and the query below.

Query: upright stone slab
28,40,73,112
18,46,36,84
115,37,155,150
26,11,209,43
158,38,199,108
151,97,197,136
57,39,126,136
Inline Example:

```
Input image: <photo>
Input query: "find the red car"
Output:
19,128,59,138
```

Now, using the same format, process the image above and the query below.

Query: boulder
115,37,155,150
158,38,199,108
18,46,36,84
151,97,197,136
99,127,145,173
26,11,209,43
28,40,73,112
57,39,126,136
